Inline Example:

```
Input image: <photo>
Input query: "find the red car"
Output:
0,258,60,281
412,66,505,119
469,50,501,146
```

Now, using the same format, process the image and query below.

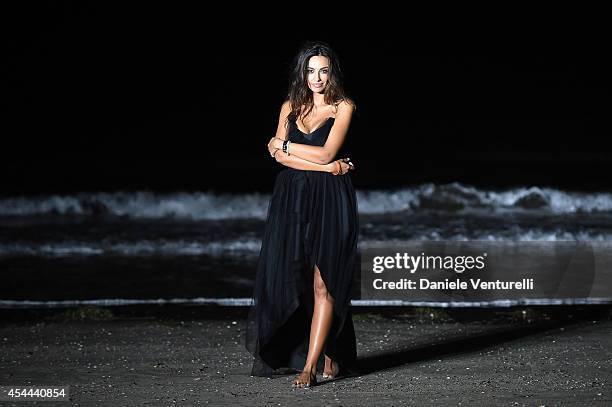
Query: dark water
2,182,612,307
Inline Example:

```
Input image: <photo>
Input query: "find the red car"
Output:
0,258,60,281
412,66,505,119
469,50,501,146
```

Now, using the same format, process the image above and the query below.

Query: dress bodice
287,117,335,146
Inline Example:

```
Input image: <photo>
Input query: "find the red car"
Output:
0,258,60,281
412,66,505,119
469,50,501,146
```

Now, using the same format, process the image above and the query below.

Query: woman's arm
266,100,352,174
270,100,354,164
269,144,351,174
272,148,336,172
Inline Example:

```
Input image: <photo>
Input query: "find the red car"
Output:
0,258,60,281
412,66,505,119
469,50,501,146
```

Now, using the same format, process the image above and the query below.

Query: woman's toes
292,370,316,388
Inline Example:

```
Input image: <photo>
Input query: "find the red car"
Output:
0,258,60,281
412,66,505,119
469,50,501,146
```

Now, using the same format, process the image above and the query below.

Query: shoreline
2,303,611,323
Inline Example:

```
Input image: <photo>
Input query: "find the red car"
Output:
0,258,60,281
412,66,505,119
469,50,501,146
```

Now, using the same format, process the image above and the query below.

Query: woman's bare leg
292,265,334,387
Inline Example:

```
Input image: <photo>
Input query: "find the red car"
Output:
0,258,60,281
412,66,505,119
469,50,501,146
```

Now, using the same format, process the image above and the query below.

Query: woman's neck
312,92,326,107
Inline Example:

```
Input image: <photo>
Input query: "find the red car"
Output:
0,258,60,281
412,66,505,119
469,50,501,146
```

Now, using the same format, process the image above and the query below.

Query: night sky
3,4,611,196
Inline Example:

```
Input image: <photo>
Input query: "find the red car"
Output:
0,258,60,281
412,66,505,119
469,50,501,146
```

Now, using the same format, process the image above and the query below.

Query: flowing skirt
245,168,360,376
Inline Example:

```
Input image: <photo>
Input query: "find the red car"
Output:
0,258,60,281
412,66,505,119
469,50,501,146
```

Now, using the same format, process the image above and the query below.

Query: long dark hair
286,41,352,124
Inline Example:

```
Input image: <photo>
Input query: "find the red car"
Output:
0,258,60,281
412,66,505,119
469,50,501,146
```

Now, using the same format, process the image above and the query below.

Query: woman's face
306,55,330,93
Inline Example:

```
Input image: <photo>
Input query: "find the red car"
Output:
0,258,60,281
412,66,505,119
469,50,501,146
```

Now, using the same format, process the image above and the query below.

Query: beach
1,304,610,406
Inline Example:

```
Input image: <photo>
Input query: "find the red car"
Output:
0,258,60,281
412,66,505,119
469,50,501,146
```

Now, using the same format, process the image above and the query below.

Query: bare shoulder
280,100,292,116
333,98,355,114
333,98,355,119
275,100,293,141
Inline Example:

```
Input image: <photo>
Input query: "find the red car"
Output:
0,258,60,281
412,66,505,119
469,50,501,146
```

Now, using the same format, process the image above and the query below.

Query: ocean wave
2,230,612,258
0,238,262,258
0,191,270,220
1,183,611,220
356,183,612,214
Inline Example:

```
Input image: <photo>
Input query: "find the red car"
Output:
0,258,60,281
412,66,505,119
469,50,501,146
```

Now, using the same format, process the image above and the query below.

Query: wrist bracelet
333,160,341,175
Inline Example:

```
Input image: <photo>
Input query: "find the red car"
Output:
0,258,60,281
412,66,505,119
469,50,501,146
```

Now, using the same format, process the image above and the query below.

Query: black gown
245,116,360,377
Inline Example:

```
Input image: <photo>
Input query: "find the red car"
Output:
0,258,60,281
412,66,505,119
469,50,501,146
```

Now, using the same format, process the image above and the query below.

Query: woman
245,40,359,388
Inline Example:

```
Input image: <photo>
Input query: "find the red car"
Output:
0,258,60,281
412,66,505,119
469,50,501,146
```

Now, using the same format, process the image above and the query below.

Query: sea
2,182,612,308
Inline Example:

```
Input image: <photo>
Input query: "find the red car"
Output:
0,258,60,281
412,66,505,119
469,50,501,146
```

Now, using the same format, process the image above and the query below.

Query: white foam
0,191,270,220
0,297,610,309
0,239,262,258
1,183,612,220
2,229,612,259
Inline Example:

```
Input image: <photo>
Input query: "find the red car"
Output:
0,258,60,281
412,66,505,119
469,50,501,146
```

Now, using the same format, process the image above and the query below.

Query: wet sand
0,305,611,406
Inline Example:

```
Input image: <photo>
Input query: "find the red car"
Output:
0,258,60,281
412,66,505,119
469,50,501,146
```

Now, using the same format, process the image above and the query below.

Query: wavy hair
286,41,352,124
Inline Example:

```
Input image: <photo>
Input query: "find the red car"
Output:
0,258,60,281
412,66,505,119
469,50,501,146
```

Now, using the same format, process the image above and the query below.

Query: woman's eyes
308,70,329,74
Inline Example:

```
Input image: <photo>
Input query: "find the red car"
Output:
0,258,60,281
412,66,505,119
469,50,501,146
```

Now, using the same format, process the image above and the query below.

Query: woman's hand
268,143,279,158
330,158,355,175
267,137,284,158
267,137,284,151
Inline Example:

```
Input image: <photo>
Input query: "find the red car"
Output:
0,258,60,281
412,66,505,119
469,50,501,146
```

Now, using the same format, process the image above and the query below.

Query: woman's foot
322,355,340,379
292,367,317,388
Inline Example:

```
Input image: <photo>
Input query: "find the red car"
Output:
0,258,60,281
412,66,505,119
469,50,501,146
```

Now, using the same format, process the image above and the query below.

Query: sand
0,305,611,406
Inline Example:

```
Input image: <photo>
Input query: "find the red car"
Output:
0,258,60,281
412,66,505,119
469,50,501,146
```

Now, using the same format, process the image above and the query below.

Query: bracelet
332,160,341,175
282,140,291,155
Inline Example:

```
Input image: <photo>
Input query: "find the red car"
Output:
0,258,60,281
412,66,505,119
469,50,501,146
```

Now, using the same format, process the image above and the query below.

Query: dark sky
3,4,611,195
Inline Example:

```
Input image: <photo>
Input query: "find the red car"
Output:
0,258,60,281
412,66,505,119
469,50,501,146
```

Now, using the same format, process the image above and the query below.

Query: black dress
245,116,360,377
